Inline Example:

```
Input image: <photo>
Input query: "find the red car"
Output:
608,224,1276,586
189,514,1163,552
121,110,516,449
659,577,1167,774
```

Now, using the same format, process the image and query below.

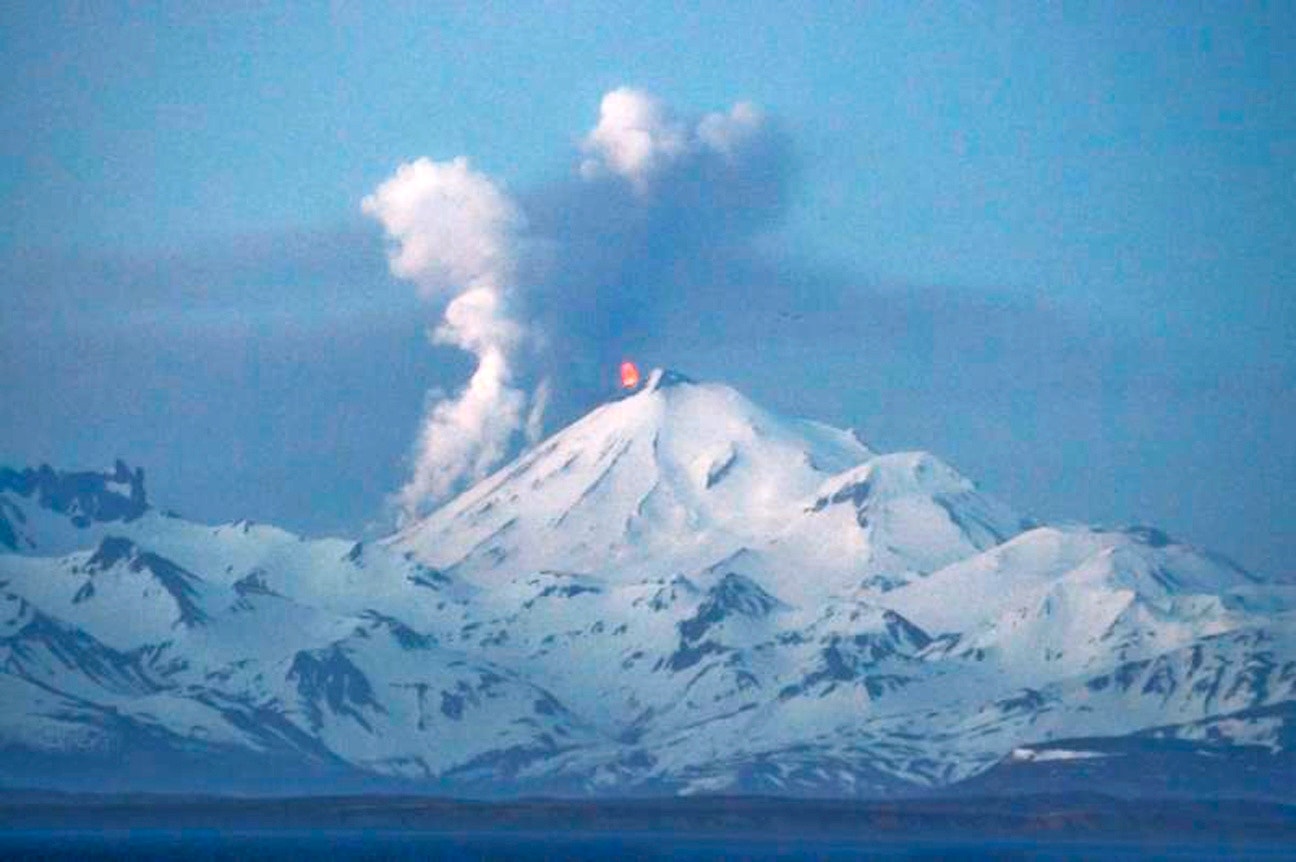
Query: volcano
0,370,1293,798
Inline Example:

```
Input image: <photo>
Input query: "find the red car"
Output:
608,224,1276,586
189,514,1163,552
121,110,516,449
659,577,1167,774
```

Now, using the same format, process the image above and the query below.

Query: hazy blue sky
2,3,1292,574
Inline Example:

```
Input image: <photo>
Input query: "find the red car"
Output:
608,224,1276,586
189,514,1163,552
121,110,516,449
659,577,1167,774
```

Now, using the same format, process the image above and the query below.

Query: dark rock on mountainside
0,461,148,548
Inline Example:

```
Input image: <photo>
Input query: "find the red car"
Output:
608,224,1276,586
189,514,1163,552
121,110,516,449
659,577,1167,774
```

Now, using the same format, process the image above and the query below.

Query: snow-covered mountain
394,370,1027,602
1,370,1292,797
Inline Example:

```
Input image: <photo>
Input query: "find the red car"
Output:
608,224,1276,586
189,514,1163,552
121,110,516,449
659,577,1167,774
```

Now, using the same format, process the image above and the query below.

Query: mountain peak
812,451,974,510
642,367,695,391
393,372,874,583
1,385,1292,799
0,461,147,525
1,461,150,552
77,535,209,627
611,367,696,402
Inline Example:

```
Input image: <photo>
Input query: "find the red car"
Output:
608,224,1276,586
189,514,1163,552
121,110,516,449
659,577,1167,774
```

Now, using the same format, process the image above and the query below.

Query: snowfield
1,370,1293,796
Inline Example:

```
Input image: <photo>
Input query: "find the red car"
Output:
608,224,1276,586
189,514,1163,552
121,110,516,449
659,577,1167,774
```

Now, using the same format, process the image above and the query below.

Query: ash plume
365,89,791,517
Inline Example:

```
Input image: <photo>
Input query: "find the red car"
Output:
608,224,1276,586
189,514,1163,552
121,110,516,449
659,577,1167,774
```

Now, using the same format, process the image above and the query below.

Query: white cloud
579,88,689,191
696,101,765,159
363,157,535,517
398,345,526,514
432,284,521,355
365,88,781,519
525,377,551,444
579,88,769,193
361,156,525,298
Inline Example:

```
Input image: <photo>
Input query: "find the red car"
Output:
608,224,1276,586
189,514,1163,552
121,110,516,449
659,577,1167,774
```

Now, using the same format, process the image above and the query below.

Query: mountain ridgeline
1,370,1293,798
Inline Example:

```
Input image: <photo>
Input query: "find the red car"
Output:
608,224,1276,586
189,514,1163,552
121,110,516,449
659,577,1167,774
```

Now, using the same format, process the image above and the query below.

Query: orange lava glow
620,360,641,390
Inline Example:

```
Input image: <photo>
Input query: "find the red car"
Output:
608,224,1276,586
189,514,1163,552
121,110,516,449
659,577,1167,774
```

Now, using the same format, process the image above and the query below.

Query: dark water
0,831,1292,861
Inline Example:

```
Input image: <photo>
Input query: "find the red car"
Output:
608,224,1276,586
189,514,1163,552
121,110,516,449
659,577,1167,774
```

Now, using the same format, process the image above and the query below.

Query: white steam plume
580,87,767,192
362,156,538,517
365,89,779,520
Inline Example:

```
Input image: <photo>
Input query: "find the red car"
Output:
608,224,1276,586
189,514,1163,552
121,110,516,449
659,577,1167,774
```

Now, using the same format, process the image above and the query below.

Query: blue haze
0,3,1292,573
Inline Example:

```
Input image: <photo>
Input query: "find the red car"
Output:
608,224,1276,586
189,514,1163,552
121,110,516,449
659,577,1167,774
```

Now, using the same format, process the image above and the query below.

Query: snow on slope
0,461,147,554
0,369,1292,797
885,524,1284,688
792,451,1031,593
392,370,871,583
0,541,593,788
392,369,1028,604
